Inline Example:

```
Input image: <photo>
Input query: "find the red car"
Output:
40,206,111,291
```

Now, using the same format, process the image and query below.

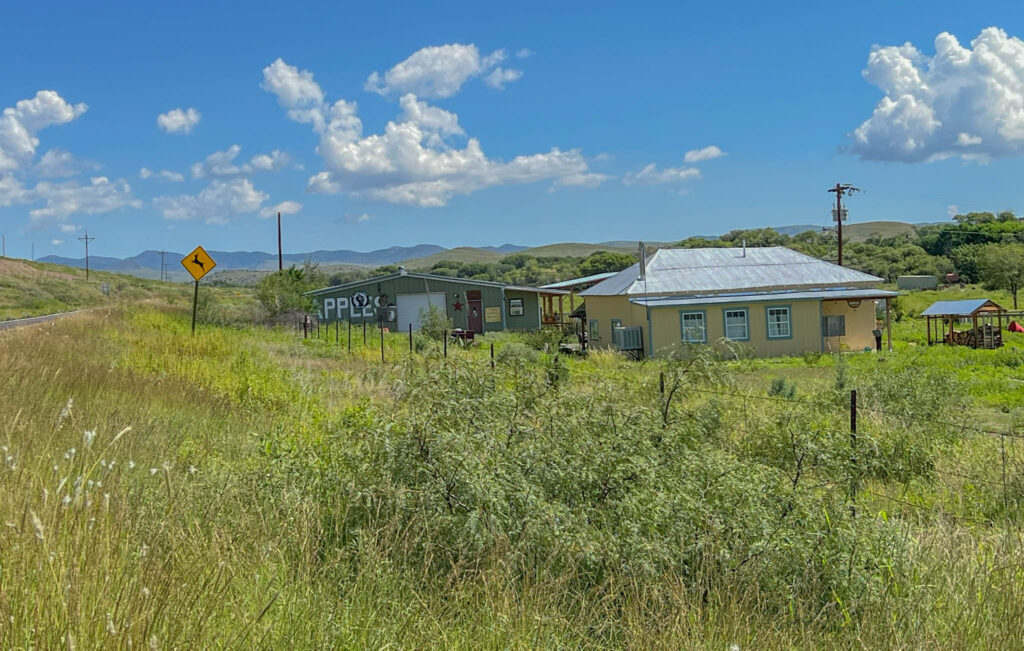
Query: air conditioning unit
612,325,643,351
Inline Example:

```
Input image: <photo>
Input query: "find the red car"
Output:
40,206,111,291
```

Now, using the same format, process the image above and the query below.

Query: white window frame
680,311,707,343
723,308,749,341
766,306,791,339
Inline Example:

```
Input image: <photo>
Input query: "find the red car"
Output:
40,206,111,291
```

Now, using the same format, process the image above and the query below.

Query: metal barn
307,270,565,333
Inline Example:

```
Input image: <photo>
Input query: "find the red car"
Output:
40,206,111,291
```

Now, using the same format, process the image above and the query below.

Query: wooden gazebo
922,299,1006,349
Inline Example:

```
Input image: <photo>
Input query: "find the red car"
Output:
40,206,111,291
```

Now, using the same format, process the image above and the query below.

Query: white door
396,293,447,330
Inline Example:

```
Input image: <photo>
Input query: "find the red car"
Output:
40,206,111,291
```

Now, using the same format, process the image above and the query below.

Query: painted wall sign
317,293,391,321
484,306,501,323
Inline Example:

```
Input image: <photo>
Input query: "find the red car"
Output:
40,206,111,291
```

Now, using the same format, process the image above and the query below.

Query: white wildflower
83,430,96,448
56,397,74,429
141,587,151,598
29,511,44,541
187,465,197,476
149,634,158,650
62,495,71,506
161,461,172,472
149,468,158,476
128,460,135,470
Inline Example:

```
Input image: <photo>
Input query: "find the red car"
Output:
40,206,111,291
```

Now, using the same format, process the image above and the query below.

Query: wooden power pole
78,230,96,280
827,183,859,267
277,212,283,271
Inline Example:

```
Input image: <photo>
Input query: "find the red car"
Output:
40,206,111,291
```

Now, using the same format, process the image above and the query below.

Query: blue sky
3,0,1024,258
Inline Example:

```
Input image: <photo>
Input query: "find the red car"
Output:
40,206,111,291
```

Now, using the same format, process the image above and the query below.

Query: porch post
972,313,979,349
885,297,893,352
558,295,564,324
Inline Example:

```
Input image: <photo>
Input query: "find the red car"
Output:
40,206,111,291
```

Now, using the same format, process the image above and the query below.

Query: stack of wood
949,325,1003,349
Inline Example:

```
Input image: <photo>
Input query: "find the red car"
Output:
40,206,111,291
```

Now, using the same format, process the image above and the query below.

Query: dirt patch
0,259,75,281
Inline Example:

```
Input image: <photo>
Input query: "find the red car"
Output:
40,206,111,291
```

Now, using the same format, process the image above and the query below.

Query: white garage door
396,293,447,330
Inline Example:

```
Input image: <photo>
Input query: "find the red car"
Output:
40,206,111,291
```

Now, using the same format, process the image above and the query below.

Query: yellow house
579,246,897,358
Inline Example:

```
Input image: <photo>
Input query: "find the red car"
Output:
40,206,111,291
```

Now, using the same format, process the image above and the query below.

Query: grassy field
0,257,256,321
2,294,1024,647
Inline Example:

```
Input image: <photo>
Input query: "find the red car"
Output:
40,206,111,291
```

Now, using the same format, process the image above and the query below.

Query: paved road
0,310,82,332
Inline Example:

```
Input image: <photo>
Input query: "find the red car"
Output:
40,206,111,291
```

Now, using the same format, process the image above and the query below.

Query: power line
158,250,168,282
77,230,95,280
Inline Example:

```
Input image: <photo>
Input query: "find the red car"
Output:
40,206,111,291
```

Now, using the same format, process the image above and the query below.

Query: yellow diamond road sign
181,245,216,281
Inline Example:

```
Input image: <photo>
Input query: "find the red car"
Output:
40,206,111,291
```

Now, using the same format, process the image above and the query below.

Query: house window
822,315,846,337
508,297,524,317
588,319,599,340
766,306,791,339
680,311,706,343
611,318,622,331
723,308,749,340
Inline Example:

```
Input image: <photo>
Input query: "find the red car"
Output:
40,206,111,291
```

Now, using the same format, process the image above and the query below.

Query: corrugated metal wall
313,276,544,332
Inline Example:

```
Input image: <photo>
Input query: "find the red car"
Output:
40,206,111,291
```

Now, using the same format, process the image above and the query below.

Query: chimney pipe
742,239,746,257
638,241,647,281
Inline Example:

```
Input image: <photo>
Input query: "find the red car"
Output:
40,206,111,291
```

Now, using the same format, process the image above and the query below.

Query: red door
467,300,483,333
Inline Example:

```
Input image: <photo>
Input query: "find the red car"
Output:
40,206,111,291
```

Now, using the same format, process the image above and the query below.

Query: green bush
418,304,453,341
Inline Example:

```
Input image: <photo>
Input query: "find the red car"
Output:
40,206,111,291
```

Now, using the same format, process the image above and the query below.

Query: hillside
516,242,633,258
400,247,507,269
844,220,919,242
0,257,252,321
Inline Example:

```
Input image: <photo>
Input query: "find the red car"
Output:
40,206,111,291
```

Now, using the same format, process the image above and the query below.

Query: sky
3,0,1024,259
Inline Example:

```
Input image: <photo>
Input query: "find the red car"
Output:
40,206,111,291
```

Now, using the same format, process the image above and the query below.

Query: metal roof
629,288,898,308
580,247,883,297
505,285,570,295
920,299,1005,317
306,271,567,297
539,272,618,290
307,271,507,296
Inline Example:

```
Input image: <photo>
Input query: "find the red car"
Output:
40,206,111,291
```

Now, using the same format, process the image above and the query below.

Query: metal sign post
181,245,216,336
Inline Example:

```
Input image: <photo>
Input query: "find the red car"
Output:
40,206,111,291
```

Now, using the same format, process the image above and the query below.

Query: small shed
897,275,938,291
921,299,1006,349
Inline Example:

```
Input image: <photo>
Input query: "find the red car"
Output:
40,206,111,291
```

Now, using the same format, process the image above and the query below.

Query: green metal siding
312,275,541,332
504,289,541,331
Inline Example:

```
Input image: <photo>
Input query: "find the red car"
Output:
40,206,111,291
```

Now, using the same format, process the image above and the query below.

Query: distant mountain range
35,221,922,283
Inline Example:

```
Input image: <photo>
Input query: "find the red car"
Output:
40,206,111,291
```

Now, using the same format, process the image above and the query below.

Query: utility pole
158,250,168,281
78,231,95,280
277,212,283,271
827,183,859,266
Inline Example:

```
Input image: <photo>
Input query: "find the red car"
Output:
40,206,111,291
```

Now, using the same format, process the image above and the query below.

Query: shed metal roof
629,288,898,308
539,272,618,290
920,299,1006,317
307,271,507,296
306,271,566,297
580,247,882,297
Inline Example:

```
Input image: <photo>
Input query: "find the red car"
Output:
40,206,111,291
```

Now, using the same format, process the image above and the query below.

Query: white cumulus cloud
190,145,291,178
59,224,77,233
260,200,302,218
139,167,185,182
851,27,1024,162
29,177,140,224
483,67,524,90
154,178,268,223
262,59,596,207
365,44,519,98
623,164,701,186
683,145,725,163
0,91,87,173
156,107,201,134
51,239,63,245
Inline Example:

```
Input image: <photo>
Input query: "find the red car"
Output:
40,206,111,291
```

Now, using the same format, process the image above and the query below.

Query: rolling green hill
516,242,632,258
400,247,507,269
0,257,253,321
843,220,919,242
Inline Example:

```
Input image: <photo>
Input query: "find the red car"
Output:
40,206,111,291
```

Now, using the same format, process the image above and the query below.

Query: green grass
0,257,256,321
3,304,1024,647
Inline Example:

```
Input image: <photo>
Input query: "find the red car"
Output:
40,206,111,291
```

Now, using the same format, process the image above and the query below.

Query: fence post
443,330,447,358
336,320,339,344
409,323,413,354
1001,431,1009,514
363,321,367,346
490,343,495,370
659,371,665,395
849,389,858,516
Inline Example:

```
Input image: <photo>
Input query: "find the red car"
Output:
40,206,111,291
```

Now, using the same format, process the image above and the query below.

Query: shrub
418,304,452,341
768,376,797,399
495,342,538,366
